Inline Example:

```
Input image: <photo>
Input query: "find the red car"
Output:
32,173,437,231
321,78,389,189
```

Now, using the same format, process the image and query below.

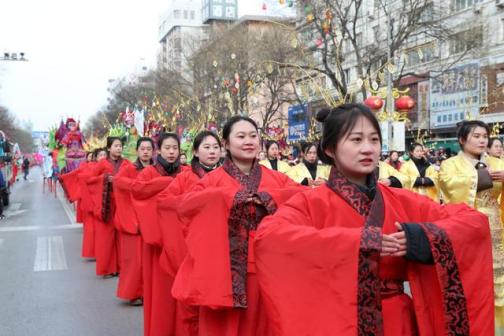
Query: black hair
488,137,502,149
106,136,123,149
265,140,279,153
409,142,423,153
93,147,107,159
316,103,382,165
136,136,154,150
157,132,180,149
456,120,490,149
193,130,222,152
222,115,258,142
301,142,316,154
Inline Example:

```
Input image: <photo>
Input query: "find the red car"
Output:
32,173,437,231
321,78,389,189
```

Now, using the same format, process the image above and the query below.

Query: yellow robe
378,161,412,189
399,159,439,202
259,159,292,174
439,151,504,332
286,162,330,184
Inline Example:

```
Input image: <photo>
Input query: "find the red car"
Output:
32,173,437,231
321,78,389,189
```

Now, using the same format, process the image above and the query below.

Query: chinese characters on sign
430,62,480,129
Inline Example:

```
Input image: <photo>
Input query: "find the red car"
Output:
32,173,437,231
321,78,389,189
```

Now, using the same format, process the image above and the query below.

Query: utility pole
385,0,394,153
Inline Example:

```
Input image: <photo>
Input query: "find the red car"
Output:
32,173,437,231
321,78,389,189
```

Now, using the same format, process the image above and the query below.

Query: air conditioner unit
497,0,504,9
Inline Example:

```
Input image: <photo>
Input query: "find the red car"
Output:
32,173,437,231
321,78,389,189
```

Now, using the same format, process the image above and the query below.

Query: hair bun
315,108,331,123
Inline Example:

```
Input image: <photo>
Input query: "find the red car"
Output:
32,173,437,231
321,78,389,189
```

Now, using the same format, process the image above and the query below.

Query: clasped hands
381,222,407,257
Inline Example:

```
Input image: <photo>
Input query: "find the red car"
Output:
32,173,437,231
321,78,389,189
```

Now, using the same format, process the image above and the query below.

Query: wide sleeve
286,164,304,184
438,158,475,205
171,187,237,308
390,189,493,335
254,193,363,336
131,170,174,246
59,168,81,202
113,167,139,234
157,176,188,276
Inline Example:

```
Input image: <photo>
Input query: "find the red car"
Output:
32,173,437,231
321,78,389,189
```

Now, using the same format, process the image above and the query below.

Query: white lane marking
8,203,21,212
34,236,68,272
3,203,26,218
56,185,76,224
0,224,80,233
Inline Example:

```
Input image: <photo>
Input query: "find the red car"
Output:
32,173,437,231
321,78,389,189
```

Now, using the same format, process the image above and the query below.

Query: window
454,0,483,12
173,10,181,19
225,7,235,18
373,0,380,14
406,43,437,66
184,10,188,19
190,11,195,20
213,5,223,17
450,28,483,55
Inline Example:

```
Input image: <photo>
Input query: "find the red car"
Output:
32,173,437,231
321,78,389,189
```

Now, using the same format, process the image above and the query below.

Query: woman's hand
381,222,407,257
489,170,504,182
378,178,391,187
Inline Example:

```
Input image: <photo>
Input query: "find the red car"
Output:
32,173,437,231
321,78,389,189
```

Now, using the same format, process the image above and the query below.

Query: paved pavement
0,167,142,336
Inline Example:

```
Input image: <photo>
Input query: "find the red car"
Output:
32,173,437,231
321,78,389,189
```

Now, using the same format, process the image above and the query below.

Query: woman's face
97,150,107,161
410,145,424,160
137,141,153,163
225,120,260,162
326,116,381,181
109,140,123,159
304,145,318,164
159,137,180,163
489,139,503,158
267,144,279,160
86,153,93,162
390,152,398,161
461,126,488,158
195,136,221,167
180,154,187,165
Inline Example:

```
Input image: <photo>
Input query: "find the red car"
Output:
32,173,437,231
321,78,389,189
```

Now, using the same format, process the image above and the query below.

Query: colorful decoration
364,96,384,111
395,95,416,113
58,118,87,173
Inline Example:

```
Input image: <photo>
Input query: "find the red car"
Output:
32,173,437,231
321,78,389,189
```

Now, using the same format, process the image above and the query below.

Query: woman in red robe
87,137,130,277
157,130,222,335
130,133,188,336
171,116,303,336
60,148,107,259
253,104,494,335
113,137,155,305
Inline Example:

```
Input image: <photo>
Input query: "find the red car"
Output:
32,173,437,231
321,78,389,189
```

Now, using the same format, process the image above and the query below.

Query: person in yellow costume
439,120,504,335
378,160,411,189
287,142,330,187
488,137,504,159
400,143,439,201
259,140,291,174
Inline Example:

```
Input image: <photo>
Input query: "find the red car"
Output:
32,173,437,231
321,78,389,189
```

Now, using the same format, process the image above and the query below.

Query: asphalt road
0,167,142,336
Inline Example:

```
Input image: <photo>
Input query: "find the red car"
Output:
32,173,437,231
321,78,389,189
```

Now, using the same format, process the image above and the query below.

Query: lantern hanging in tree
364,96,384,111
395,95,415,113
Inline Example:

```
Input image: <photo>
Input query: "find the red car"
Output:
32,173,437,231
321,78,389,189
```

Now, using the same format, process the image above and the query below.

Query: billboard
430,62,480,129
288,104,309,141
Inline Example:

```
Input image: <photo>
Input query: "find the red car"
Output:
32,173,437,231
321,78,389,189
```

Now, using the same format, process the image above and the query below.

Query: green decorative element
123,133,139,162
47,127,57,151
108,124,127,138
57,147,67,170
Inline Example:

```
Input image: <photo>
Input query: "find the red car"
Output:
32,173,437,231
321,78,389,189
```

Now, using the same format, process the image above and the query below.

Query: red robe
131,164,188,336
172,160,303,336
60,162,95,257
157,165,211,336
253,174,494,335
87,158,130,276
113,161,145,300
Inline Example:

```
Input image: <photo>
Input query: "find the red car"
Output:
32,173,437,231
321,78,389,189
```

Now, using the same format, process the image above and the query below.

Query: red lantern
364,96,384,111
395,95,416,112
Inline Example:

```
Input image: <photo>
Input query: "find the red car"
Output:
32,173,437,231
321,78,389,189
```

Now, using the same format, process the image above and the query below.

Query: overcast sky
0,0,295,132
